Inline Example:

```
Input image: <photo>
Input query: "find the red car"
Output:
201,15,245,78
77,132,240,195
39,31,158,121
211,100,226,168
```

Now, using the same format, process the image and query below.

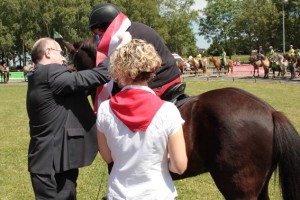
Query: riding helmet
89,3,120,29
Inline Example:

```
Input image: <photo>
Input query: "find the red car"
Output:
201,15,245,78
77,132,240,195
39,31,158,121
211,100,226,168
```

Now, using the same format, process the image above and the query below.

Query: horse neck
214,58,221,65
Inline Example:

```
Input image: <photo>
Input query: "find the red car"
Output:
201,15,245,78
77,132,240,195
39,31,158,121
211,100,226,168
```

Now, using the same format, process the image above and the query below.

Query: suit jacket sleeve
48,64,110,96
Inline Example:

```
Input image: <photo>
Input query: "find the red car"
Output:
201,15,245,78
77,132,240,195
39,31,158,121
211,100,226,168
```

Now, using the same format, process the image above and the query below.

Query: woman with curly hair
96,39,187,200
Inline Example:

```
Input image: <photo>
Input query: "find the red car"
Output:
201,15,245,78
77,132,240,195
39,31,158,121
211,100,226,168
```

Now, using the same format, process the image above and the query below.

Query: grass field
0,80,299,199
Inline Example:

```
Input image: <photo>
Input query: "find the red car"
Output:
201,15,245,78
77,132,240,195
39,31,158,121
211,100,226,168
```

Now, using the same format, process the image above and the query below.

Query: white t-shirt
96,90,184,200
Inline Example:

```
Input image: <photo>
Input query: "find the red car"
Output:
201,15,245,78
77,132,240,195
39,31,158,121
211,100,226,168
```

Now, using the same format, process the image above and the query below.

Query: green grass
0,80,299,199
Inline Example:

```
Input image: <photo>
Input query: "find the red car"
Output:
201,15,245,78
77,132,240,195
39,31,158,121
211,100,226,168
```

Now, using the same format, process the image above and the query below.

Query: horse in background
188,56,200,76
297,56,300,76
290,53,300,77
209,56,233,77
283,53,297,79
176,59,186,74
249,55,271,78
269,54,286,78
64,38,300,200
0,62,9,83
199,57,208,76
249,55,261,77
260,55,271,78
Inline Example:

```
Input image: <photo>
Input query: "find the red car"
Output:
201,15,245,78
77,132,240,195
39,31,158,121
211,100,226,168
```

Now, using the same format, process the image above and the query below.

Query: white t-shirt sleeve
160,102,185,136
96,100,110,134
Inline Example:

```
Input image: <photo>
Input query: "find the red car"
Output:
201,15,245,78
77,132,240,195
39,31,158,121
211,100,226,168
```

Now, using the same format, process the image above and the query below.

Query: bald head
31,38,65,65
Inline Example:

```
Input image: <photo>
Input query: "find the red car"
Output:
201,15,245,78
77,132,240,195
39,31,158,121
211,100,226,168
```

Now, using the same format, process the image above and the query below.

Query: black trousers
30,169,79,200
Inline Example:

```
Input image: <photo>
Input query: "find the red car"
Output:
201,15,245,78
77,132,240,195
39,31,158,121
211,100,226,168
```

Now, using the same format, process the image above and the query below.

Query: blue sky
191,0,210,49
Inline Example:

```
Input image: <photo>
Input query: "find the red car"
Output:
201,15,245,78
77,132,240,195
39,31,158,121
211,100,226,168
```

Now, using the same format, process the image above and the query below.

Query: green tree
236,0,280,53
198,0,240,56
0,0,202,65
159,0,199,56
113,0,170,42
272,0,300,51
0,0,18,64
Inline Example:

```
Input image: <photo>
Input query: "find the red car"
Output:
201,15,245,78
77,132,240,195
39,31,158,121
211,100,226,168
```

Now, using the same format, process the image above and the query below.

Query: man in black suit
26,37,109,199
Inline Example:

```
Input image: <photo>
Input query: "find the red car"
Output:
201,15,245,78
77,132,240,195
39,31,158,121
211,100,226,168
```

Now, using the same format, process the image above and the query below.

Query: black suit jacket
26,63,109,174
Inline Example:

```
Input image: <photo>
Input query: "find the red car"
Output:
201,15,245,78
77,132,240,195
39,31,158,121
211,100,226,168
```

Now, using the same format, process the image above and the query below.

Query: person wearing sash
89,3,182,112
96,39,187,200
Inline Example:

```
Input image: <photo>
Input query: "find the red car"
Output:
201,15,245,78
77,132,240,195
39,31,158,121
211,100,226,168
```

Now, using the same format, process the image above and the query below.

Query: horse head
63,38,97,71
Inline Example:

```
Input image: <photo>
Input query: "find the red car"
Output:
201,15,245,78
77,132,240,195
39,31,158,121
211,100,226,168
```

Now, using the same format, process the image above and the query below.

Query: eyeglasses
48,48,65,56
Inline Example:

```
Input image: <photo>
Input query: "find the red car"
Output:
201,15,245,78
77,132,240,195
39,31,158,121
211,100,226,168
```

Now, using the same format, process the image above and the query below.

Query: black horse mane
73,37,97,70
63,37,97,71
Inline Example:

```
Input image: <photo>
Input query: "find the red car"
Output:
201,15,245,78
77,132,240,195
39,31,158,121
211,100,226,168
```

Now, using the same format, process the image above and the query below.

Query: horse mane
64,37,97,71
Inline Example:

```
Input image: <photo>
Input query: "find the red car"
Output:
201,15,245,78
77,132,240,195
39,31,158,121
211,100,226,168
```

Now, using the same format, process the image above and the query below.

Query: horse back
226,59,234,69
176,87,275,180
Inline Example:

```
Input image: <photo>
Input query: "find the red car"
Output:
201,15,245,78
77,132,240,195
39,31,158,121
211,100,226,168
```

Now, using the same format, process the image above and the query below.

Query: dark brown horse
64,39,300,200
209,56,233,77
63,38,98,103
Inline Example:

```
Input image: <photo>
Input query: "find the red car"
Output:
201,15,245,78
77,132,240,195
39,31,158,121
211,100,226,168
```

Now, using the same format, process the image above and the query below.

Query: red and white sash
94,13,131,113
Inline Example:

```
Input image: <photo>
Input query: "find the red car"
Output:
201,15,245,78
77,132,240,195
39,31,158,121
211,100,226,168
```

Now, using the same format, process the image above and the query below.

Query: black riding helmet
89,3,120,30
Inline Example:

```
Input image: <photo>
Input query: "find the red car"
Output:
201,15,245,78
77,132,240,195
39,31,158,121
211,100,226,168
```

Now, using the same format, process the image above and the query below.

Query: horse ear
62,40,77,55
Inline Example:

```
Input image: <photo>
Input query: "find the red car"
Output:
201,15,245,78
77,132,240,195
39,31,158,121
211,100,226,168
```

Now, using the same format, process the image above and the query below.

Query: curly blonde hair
109,39,162,86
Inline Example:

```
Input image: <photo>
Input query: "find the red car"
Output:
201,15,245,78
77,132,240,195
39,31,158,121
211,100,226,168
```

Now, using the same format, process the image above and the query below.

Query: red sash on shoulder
110,88,164,132
94,13,131,113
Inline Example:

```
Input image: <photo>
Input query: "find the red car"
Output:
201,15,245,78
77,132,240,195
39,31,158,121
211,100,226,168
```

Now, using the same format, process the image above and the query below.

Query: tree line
200,0,300,57
0,0,198,67
0,0,299,67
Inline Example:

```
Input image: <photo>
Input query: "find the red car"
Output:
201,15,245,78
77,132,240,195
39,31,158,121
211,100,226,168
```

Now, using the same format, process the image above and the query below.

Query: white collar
121,85,156,95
